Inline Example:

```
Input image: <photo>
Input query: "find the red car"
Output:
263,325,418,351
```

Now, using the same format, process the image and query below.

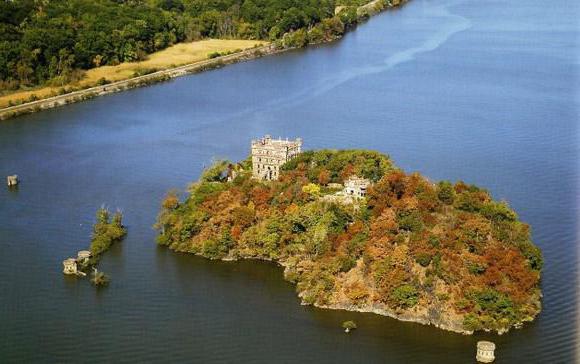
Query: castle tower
251,135,302,181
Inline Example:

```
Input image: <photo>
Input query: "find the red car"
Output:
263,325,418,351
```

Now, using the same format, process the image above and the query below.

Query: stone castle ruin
251,135,302,181
343,175,370,198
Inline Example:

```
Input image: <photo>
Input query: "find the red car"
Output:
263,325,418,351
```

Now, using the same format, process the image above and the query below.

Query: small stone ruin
476,341,496,363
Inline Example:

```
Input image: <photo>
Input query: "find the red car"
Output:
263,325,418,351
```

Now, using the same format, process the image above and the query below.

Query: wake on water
184,0,472,133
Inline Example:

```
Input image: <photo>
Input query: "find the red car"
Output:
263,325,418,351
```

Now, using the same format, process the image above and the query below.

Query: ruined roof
251,135,302,147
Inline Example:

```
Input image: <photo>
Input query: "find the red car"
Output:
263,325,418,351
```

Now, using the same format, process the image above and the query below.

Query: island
155,136,543,334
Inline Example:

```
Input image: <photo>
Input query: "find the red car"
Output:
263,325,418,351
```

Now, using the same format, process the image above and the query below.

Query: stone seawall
0,0,407,121
0,45,282,121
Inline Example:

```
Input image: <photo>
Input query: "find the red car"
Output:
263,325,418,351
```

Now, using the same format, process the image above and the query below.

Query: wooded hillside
155,149,543,334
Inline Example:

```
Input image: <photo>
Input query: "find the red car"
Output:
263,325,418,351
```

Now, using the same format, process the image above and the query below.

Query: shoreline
0,44,283,121
184,251,539,336
0,0,404,122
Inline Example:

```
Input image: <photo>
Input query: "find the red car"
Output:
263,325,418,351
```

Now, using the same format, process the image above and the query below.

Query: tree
93,54,104,68
437,181,455,205
318,169,330,185
481,201,518,222
391,284,419,308
200,160,229,182
302,183,321,196
162,190,180,210
91,270,110,287
90,207,127,256
342,320,357,332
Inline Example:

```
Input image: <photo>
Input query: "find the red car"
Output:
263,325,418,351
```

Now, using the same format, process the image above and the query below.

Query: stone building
476,341,496,363
343,175,371,198
63,258,78,275
6,175,18,187
251,135,302,181
77,250,92,263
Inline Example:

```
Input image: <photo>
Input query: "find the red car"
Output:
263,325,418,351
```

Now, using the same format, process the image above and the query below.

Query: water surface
0,0,578,362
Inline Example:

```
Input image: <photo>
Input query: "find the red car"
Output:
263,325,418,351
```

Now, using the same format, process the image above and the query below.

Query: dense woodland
155,150,543,334
0,0,382,91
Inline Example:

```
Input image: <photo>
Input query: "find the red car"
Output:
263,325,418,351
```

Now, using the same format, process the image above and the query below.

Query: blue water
0,0,578,362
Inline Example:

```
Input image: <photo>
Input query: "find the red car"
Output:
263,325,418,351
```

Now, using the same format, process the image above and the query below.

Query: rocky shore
183,250,540,335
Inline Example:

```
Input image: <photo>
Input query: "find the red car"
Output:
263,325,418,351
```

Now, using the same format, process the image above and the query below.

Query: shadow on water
164,250,489,363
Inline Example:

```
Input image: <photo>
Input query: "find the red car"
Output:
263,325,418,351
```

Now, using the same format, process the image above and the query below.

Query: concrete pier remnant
476,341,496,363
7,175,18,187
77,250,92,263
63,258,78,275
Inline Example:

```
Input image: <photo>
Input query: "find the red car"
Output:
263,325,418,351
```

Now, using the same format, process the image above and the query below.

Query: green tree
391,284,419,308
437,181,455,205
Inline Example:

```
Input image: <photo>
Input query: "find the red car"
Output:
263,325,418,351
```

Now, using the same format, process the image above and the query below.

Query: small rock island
155,136,543,334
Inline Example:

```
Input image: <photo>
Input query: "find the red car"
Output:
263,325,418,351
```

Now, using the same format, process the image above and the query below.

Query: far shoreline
0,0,407,122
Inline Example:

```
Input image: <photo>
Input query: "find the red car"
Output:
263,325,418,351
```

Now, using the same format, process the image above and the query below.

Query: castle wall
251,135,302,180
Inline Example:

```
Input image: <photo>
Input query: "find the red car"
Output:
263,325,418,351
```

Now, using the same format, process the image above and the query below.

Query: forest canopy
155,149,543,334
0,0,374,90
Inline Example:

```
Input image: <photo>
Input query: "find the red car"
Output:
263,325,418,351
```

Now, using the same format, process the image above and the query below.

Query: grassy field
0,39,266,109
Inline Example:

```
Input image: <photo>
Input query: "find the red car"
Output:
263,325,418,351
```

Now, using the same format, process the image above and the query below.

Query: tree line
0,0,376,91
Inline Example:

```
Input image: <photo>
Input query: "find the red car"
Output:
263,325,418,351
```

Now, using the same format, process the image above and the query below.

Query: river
0,0,578,362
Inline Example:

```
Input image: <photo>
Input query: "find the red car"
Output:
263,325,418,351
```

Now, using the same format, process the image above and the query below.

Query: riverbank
0,44,278,121
0,0,405,122
0,39,266,109
224,254,472,335
186,251,540,336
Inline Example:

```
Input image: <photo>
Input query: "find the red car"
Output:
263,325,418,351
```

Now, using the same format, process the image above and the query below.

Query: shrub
397,210,423,232
470,289,517,325
283,28,309,48
338,255,357,272
200,160,229,182
391,284,419,308
342,320,357,331
302,183,321,196
463,313,481,331
132,67,158,77
308,26,325,43
467,261,487,275
519,241,543,271
454,192,483,212
91,271,110,287
415,253,432,267
437,181,455,205
96,77,110,86
162,190,179,210
481,201,518,222
202,239,222,258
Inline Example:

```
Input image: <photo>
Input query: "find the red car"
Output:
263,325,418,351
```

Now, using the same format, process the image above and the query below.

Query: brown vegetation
155,149,542,334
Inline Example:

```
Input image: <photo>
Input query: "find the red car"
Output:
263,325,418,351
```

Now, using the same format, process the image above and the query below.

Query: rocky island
155,136,543,334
